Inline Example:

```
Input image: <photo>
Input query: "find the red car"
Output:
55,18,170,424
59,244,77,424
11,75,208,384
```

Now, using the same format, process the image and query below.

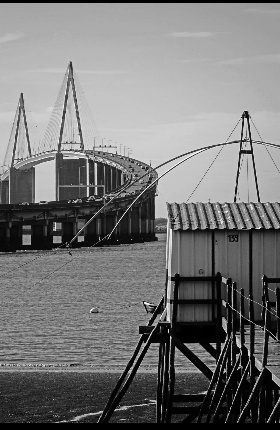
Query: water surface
0,233,215,372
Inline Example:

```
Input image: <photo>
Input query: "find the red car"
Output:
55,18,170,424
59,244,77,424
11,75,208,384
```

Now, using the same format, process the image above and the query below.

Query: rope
2,136,280,276
186,116,242,202
20,256,74,293
226,302,278,342
0,245,72,278
97,147,210,245
250,115,280,176
186,146,224,202
226,284,280,345
68,139,244,247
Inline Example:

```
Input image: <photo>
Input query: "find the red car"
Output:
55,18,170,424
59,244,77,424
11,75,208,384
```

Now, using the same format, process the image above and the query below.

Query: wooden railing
198,274,280,423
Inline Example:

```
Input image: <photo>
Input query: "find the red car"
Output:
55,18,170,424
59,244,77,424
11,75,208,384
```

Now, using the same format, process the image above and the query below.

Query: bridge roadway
0,151,158,251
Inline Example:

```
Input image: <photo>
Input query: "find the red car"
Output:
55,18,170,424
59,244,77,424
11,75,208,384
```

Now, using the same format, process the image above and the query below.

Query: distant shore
0,371,209,423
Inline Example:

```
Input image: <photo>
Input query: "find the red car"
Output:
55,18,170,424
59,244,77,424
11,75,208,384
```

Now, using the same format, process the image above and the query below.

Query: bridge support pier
9,167,35,204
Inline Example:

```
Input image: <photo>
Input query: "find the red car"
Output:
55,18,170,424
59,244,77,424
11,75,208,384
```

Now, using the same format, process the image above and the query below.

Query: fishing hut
166,201,280,324
98,111,280,423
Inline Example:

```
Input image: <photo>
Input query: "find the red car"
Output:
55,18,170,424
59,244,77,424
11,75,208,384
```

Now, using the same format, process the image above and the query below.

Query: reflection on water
0,233,215,372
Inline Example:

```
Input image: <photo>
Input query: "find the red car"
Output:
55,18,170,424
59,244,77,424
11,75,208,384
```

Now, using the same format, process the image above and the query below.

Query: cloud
180,57,212,64
0,32,24,43
217,53,280,65
244,6,280,15
28,68,128,75
216,57,246,65
77,69,128,75
168,31,214,38
0,111,15,123
0,106,53,127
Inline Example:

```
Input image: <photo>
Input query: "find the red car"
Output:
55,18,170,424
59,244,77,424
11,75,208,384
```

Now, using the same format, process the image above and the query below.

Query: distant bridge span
0,149,158,250
1,148,128,177
0,62,158,250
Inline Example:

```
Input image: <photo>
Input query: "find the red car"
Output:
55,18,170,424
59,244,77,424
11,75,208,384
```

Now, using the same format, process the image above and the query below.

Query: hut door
214,230,250,298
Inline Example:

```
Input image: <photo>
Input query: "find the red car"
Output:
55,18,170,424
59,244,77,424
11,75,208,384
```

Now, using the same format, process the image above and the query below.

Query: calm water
0,233,215,372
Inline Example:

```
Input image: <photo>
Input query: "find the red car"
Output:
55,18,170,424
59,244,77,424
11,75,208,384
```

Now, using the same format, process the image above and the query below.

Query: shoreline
0,371,209,423
0,365,203,373
0,361,206,373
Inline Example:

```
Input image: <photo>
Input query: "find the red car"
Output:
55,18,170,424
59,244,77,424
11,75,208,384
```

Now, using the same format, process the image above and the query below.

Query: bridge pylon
54,61,94,201
3,92,32,170
58,61,84,153
1,93,35,204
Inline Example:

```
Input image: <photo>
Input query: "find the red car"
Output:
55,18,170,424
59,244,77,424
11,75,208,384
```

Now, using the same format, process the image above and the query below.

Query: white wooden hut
166,202,280,324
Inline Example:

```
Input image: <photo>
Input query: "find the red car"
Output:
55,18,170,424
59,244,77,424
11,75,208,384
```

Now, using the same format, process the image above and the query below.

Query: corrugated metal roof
166,202,280,230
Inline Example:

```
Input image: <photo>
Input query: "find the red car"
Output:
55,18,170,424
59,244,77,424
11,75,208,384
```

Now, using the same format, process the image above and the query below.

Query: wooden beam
237,367,270,423
172,335,213,380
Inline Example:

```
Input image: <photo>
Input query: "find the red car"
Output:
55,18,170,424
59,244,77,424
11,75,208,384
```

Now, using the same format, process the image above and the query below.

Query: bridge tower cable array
0,61,159,248
38,61,100,155
58,61,84,153
3,92,32,171
1,93,35,204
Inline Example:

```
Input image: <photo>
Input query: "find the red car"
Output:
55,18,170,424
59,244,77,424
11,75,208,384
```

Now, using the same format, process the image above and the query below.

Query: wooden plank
139,322,170,334
199,342,217,359
168,298,218,304
222,316,228,333
169,276,216,282
266,366,280,387
173,394,205,403
172,335,213,380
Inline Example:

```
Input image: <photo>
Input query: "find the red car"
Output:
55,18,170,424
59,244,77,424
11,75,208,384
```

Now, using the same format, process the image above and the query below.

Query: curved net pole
67,139,241,246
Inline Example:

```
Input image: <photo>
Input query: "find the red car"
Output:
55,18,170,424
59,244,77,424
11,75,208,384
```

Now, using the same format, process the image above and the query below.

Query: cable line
250,115,280,176
186,116,242,202
67,139,243,247
2,136,280,275
66,138,280,247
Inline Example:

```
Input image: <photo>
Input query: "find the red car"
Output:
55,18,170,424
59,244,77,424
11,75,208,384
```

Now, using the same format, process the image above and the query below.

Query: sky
1,3,280,217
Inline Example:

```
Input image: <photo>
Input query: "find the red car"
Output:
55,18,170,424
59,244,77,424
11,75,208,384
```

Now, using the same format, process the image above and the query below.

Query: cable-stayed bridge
0,62,158,250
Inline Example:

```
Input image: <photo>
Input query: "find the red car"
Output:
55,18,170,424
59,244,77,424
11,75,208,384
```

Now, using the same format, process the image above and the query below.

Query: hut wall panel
167,230,213,322
167,226,280,323
214,230,250,315
252,230,280,319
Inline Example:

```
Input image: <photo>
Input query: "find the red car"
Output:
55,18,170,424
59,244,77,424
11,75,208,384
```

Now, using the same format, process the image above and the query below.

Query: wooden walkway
97,274,280,423
237,325,280,387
